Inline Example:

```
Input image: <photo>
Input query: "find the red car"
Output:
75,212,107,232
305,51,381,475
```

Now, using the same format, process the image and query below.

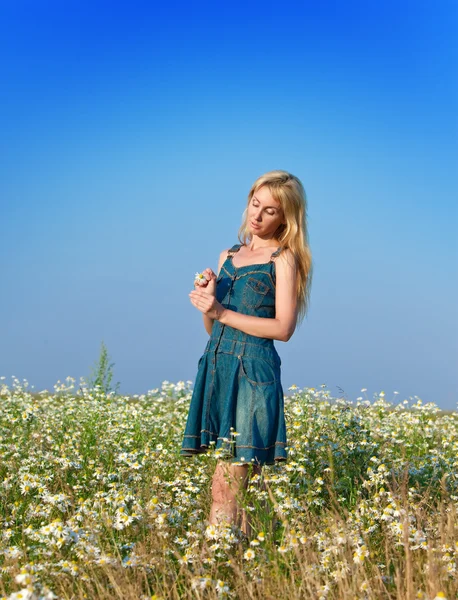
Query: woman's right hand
194,268,217,296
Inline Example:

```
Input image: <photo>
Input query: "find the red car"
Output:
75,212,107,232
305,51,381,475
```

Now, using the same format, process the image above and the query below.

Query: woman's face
247,186,285,238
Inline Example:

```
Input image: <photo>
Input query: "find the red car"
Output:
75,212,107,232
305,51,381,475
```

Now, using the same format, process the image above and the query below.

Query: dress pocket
239,355,277,386
241,277,270,310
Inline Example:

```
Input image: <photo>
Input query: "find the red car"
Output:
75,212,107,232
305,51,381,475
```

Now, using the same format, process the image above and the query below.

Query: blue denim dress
180,243,288,466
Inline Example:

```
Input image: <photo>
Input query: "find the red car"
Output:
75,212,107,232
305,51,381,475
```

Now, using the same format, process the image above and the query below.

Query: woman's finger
189,291,204,305
191,295,208,310
191,289,205,298
190,293,212,313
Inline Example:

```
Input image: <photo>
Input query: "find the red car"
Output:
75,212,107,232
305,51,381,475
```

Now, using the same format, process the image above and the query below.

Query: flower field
0,376,457,600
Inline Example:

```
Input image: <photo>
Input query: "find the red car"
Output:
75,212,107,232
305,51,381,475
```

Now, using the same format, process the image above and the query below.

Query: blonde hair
237,170,313,325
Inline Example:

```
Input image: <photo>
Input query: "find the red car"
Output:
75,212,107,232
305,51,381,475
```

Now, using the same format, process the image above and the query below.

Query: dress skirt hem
180,438,288,466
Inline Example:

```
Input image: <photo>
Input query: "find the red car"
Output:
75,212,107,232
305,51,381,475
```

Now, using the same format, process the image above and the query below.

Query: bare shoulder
276,247,297,273
219,247,231,264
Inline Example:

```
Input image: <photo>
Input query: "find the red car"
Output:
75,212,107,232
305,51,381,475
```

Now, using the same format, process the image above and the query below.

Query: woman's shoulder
277,247,297,270
219,246,232,258
217,247,234,274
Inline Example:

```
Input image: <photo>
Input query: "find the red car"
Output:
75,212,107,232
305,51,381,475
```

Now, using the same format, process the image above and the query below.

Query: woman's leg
208,459,249,526
208,460,263,538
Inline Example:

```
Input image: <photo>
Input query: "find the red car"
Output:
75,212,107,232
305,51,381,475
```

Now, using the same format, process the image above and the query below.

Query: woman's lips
250,221,261,229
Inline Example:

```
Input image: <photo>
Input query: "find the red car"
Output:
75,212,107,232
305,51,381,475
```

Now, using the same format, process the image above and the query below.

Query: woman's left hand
189,288,226,320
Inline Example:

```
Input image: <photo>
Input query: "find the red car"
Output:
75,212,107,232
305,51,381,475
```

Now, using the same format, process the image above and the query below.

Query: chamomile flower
194,272,207,285
353,544,370,564
216,580,230,594
205,524,219,540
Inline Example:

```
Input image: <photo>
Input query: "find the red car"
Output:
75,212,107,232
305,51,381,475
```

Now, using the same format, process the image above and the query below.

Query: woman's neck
245,239,280,252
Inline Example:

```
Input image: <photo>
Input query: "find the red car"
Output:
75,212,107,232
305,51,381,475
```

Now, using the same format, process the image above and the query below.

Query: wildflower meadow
0,376,457,600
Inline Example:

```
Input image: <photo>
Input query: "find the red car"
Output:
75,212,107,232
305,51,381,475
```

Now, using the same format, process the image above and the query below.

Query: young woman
181,170,312,538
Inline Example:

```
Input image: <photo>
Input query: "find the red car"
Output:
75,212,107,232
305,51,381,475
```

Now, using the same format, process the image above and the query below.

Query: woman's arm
201,248,229,336
189,249,298,342
218,249,298,341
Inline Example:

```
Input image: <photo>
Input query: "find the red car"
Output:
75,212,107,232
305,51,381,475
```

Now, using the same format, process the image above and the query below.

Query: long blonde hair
237,170,313,325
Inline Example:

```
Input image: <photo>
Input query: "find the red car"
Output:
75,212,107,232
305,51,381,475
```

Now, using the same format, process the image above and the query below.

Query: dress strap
269,246,283,262
226,243,242,257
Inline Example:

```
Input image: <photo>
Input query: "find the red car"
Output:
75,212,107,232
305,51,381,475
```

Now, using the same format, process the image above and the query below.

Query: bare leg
208,460,264,539
208,460,249,527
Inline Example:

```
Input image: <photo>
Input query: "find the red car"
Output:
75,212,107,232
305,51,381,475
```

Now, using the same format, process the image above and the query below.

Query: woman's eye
252,200,275,215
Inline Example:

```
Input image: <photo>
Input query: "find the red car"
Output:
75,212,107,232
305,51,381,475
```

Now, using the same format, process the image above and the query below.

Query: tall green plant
86,340,121,395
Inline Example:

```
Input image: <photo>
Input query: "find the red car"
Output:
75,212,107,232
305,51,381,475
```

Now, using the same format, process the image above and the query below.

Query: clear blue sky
1,0,457,409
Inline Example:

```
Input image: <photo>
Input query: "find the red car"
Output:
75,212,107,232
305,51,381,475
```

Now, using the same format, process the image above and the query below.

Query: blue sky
1,0,457,409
